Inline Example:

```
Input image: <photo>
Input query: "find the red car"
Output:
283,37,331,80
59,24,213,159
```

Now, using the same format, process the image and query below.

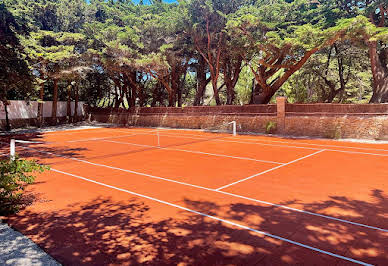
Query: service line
215,150,326,191
104,139,284,165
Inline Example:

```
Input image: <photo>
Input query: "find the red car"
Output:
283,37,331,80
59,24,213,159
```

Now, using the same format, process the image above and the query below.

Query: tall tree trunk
252,84,278,104
210,78,221,105
128,71,143,107
369,42,388,103
37,82,44,127
3,101,10,131
51,78,58,125
250,49,318,104
177,71,187,107
74,85,79,122
194,18,223,105
194,57,209,106
249,78,255,104
169,64,180,107
66,83,72,123
168,94,175,107
126,73,136,108
114,86,121,109
224,56,243,105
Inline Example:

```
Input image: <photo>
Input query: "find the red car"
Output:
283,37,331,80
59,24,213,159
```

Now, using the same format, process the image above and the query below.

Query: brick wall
89,99,388,140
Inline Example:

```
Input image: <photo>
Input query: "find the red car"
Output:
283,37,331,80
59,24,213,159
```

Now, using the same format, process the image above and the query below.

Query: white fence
0,100,85,120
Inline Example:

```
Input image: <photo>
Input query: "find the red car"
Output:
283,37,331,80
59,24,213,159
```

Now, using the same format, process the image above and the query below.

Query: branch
194,33,213,72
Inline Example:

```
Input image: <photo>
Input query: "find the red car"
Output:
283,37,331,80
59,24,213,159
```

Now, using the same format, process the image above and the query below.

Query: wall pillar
276,97,286,134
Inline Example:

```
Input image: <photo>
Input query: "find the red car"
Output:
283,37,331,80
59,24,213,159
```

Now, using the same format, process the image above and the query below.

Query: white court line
119,130,388,157
113,129,320,151
225,136,388,153
38,127,108,135
54,127,388,157
67,130,158,143
104,140,284,165
50,168,372,266
14,143,388,233
148,128,388,153
215,150,326,191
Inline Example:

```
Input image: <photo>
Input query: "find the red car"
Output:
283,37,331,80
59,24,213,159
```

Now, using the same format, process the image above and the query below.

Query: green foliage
1,0,387,107
0,3,34,101
265,121,277,134
324,125,343,139
0,156,49,214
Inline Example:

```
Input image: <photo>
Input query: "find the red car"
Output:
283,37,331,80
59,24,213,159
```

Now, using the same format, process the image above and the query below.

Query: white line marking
135,127,388,153
67,131,158,143
17,144,211,191
59,128,388,157
13,144,388,232
39,127,108,135
130,131,388,157
50,168,373,266
323,149,388,157
217,190,388,232
215,150,327,191
104,140,284,165
113,130,320,151
225,136,388,153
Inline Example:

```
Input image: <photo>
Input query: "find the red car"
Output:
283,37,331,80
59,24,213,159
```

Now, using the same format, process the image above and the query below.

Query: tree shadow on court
0,133,88,161
4,188,388,265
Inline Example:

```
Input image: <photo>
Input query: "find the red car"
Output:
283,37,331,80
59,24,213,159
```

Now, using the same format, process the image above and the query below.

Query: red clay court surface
1,127,388,265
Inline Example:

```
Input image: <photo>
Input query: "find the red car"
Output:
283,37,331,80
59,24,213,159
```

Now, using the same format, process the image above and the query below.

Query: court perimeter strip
50,168,372,266
12,143,388,233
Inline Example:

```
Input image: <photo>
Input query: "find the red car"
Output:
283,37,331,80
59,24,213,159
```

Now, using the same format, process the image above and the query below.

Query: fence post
276,97,286,134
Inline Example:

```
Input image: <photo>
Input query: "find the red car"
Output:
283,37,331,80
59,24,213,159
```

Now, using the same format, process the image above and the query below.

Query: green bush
265,121,277,134
0,156,49,215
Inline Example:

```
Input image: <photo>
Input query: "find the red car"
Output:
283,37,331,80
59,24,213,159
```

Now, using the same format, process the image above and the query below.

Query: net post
10,139,15,161
232,121,236,136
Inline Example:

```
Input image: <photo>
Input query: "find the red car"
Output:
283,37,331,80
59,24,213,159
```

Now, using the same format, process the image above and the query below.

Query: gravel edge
0,220,61,266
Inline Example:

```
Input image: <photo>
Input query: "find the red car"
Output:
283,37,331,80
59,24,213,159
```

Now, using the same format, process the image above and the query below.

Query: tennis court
1,126,388,265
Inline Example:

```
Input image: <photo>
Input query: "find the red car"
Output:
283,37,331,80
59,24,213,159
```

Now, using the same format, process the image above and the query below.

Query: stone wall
90,105,277,134
89,99,388,140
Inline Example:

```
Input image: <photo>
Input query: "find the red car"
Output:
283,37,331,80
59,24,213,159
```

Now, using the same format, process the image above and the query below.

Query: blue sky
86,0,178,3
132,0,177,3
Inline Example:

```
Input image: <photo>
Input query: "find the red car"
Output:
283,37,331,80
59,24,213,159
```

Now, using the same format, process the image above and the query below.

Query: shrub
265,121,277,134
0,156,49,215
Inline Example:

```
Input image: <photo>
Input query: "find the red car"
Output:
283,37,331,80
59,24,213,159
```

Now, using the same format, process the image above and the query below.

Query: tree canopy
1,0,387,110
